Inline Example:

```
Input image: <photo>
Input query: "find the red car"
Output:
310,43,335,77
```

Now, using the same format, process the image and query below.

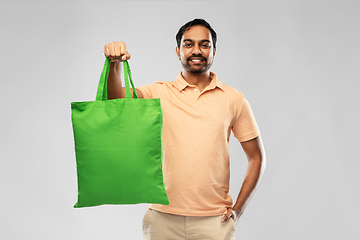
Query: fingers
104,41,131,62
221,214,231,223
122,52,131,61
221,208,235,223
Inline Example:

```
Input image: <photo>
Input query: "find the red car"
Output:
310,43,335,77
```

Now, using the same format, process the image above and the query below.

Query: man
104,19,266,240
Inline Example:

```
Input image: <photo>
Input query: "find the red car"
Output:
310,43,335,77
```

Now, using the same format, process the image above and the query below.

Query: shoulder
143,81,171,87
220,82,245,102
212,73,244,99
138,81,168,89
137,81,172,99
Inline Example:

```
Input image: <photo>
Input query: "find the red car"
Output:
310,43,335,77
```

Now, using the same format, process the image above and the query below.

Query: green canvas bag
71,58,169,208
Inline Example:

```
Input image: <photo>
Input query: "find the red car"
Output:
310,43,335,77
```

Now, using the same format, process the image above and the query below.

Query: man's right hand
104,41,131,62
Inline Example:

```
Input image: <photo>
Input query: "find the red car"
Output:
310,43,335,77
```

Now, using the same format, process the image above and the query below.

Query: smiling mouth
189,58,205,64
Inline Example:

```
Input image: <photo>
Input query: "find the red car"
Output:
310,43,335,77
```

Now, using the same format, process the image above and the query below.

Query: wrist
110,61,121,67
232,206,244,218
109,61,121,73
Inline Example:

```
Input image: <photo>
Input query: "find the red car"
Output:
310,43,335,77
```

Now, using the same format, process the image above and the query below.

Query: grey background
1,0,359,239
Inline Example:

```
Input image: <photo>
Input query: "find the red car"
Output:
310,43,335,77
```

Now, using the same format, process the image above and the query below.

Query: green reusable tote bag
71,58,169,208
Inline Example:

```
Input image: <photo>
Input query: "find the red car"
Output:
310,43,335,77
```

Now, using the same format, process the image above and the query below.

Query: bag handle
96,58,138,101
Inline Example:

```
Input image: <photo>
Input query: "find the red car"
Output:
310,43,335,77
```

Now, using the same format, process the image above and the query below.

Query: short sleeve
137,82,164,99
232,93,260,142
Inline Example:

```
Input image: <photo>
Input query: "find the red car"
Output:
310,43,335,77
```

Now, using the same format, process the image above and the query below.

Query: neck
181,70,212,92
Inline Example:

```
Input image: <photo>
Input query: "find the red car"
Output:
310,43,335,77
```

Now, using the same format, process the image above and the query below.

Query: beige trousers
142,209,236,240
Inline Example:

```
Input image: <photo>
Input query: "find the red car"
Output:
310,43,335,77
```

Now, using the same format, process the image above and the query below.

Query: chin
189,69,207,74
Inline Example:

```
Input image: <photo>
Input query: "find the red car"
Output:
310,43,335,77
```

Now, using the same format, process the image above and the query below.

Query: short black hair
176,18,217,49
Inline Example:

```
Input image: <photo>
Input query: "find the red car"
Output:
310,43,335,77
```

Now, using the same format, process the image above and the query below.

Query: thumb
221,211,233,223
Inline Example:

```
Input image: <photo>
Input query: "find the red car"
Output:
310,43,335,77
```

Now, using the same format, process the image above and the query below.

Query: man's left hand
221,208,242,225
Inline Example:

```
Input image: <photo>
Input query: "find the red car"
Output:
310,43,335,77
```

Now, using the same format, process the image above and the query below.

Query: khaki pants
142,209,236,240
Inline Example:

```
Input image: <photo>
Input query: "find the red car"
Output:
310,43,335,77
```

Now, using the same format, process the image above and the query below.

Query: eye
183,43,192,48
202,44,211,48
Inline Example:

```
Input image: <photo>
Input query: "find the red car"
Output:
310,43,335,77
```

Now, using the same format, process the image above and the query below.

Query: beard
180,56,213,74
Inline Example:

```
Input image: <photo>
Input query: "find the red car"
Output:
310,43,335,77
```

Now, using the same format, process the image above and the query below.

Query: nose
192,44,202,55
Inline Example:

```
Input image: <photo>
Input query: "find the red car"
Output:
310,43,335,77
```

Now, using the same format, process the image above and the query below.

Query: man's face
176,25,216,74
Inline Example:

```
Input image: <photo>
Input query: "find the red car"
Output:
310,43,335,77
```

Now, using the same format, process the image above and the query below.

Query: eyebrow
183,39,211,43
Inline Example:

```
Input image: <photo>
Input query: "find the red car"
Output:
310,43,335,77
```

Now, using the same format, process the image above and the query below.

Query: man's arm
104,41,144,99
221,135,266,224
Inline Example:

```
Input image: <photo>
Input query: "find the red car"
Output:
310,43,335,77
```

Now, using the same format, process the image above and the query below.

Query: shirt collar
172,72,225,92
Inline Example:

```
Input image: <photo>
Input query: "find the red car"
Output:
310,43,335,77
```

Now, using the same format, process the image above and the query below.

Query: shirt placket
187,85,201,101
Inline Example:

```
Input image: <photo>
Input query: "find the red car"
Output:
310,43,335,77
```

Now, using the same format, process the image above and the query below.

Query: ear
176,47,180,60
213,47,216,56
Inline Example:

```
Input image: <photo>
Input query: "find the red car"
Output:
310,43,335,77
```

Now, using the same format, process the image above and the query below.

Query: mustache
187,55,206,61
